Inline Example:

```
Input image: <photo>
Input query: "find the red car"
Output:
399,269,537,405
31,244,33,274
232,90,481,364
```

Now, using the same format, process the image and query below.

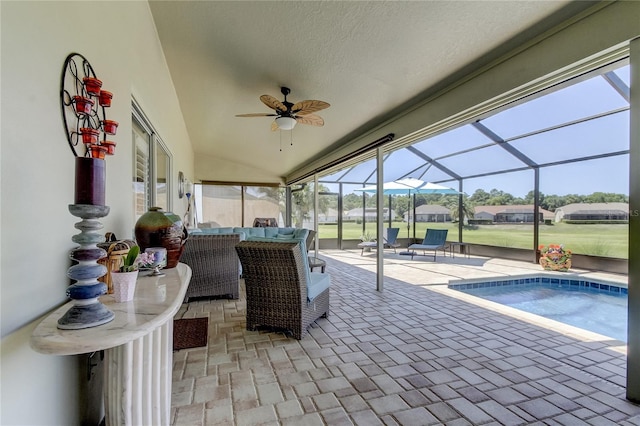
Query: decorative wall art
57,53,120,329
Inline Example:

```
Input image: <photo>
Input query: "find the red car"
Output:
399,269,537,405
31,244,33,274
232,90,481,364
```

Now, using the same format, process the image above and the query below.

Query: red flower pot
80,128,100,144
83,77,102,96
99,90,113,107
101,120,118,135
102,140,117,155
73,96,94,115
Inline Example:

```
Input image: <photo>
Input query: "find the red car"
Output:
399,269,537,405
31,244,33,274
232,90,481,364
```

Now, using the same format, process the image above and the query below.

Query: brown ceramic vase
134,207,187,268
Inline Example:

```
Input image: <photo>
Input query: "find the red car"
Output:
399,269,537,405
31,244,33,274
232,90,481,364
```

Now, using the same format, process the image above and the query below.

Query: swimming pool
448,276,628,342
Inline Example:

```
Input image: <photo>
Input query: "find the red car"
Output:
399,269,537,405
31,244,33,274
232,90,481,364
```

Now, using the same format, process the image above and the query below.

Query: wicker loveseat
235,240,330,340
179,233,241,302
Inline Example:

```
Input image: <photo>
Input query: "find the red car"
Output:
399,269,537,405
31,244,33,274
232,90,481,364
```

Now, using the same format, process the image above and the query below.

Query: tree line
285,184,628,223
467,189,628,211
341,188,628,220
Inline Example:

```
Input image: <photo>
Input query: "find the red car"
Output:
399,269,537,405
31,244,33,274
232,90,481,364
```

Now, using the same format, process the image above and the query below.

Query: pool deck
332,248,627,288
327,249,629,353
172,250,638,425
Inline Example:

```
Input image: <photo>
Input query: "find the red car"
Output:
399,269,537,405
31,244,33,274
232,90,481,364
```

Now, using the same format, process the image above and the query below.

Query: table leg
104,321,172,425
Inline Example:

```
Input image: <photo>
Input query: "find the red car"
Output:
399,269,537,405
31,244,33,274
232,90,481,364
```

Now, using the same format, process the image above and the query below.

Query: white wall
0,2,193,424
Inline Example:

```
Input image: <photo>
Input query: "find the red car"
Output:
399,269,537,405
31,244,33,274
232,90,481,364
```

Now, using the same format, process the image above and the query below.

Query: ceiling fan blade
235,113,278,117
260,95,287,112
271,120,279,131
295,113,324,127
291,100,330,116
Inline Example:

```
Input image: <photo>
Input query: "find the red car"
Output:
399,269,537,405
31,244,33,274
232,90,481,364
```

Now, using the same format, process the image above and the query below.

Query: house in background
344,207,396,222
473,204,554,223
318,208,340,223
306,208,340,223
404,204,452,222
555,202,629,223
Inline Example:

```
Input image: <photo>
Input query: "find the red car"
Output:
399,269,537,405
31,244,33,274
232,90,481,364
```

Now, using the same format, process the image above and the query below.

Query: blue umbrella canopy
415,181,460,195
355,178,459,195
354,178,459,244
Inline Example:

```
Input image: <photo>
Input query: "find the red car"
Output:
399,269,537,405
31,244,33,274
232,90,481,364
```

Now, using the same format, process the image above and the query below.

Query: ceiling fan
236,87,330,131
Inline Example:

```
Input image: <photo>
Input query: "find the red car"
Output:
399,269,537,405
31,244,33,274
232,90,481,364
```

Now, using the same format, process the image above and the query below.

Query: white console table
31,263,192,426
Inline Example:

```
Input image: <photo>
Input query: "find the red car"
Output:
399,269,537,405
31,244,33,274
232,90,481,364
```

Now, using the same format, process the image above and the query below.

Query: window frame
132,99,173,221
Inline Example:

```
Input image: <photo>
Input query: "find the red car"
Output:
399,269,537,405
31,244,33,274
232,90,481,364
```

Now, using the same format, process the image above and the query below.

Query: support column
627,36,640,403
314,174,319,251
377,147,384,292
533,167,540,264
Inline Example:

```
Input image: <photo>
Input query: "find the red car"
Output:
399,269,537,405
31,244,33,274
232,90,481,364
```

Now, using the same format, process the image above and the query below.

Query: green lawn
318,221,628,259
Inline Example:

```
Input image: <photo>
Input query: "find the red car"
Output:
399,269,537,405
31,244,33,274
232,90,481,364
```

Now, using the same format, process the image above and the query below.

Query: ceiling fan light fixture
275,116,296,130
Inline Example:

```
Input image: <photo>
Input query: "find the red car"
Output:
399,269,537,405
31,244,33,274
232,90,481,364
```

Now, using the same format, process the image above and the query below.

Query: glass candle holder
144,247,167,277
101,120,118,135
99,90,113,107
102,140,116,155
73,96,94,115
83,77,102,96
80,128,100,144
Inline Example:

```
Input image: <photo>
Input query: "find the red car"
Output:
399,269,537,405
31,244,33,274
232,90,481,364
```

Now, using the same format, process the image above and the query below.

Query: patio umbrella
356,178,459,195
355,178,459,243
414,181,460,195
356,177,428,195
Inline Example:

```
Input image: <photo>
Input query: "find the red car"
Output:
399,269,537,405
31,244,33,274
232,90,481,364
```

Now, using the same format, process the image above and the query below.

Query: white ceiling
148,1,597,182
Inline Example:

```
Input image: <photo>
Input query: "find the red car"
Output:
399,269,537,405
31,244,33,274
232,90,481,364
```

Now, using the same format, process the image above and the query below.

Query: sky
322,64,631,199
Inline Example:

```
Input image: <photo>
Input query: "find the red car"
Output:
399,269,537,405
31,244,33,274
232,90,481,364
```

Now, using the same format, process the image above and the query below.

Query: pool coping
447,272,628,295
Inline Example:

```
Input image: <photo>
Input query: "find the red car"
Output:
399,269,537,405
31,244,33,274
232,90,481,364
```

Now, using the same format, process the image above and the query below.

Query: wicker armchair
235,240,330,340
180,233,241,302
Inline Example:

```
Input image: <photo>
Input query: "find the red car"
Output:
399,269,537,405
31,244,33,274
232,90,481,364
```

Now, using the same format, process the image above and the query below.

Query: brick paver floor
171,250,639,425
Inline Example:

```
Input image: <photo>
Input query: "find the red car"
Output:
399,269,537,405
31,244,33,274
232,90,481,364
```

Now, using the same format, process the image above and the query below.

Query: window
243,186,283,227
133,118,150,220
132,100,172,221
155,140,170,211
199,184,285,227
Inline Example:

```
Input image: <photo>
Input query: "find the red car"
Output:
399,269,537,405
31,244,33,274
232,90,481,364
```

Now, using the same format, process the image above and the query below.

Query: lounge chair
383,227,401,253
407,229,448,261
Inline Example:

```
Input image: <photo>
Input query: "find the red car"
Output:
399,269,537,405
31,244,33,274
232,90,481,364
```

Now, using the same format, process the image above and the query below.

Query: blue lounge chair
357,228,401,255
383,227,401,253
408,229,448,261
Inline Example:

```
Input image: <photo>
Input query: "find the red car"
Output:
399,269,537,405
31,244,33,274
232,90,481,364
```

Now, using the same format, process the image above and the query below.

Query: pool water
454,283,627,342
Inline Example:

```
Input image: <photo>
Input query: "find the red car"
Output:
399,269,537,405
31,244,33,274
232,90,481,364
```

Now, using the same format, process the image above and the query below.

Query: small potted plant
539,244,572,271
359,231,376,243
111,246,155,302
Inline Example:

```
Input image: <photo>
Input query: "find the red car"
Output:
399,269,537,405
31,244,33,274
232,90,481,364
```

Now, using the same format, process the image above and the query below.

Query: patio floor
171,250,639,425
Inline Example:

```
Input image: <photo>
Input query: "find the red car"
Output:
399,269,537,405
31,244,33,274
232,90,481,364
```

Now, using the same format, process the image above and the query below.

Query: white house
344,207,396,222
404,204,452,222
555,202,629,222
